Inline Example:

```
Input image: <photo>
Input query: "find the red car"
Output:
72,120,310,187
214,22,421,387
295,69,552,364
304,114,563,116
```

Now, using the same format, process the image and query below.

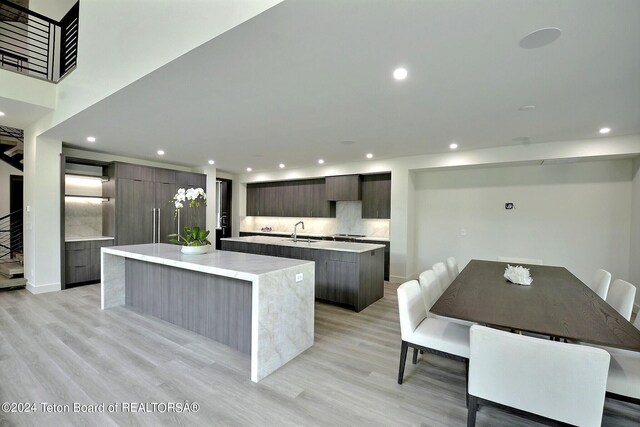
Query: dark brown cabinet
325,175,361,201
361,173,391,219
246,179,335,218
65,239,114,286
221,240,384,311
104,162,206,246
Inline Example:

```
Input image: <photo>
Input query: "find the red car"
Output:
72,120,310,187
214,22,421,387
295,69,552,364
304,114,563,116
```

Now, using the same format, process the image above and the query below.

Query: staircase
0,125,23,171
0,209,25,289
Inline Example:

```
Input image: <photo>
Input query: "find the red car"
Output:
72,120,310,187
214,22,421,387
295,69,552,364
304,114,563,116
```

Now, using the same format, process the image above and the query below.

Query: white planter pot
180,245,209,255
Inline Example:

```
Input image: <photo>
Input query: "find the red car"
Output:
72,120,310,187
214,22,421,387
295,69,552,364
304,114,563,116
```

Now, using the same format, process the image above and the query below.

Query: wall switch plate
295,273,303,282
505,202,514,210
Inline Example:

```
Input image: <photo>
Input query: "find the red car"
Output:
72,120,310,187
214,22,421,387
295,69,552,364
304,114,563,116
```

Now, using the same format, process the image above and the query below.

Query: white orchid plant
172,187,206,210
169,187,210,247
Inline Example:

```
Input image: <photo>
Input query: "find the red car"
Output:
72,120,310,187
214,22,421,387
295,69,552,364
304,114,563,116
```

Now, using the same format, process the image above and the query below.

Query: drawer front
66,249,90,267
66,265,92,284
65,241,91,250
90,240,114,249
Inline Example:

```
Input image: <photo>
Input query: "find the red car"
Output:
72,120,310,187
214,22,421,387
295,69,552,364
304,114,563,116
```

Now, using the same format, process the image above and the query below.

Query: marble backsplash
241,201,389,238
65,200,103,238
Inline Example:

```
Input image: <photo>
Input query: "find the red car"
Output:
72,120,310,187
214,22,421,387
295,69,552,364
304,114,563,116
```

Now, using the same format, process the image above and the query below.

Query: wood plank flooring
0,283,638,426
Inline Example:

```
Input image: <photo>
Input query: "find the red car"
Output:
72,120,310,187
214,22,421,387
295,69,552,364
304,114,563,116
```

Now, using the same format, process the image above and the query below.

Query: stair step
0,277,26,289
0,262,24,277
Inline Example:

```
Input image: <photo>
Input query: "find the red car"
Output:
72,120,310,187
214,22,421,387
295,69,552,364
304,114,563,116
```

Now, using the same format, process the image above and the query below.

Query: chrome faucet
293,221,305,242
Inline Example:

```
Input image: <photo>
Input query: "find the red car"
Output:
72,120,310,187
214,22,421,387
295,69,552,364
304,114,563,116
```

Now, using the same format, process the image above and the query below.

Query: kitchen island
221,236,385,312
101,243,315,382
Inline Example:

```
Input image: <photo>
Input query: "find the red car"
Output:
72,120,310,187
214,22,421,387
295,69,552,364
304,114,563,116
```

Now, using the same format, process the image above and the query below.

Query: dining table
430,259,640,352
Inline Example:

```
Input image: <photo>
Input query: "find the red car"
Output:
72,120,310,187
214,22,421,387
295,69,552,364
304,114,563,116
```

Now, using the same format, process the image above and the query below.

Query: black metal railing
0,0,79,82
0,209,22,261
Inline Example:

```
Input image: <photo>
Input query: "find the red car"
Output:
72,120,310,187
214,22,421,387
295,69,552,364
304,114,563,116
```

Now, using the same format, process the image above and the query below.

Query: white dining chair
446,257,459,281
419,270,475,328
605,315,640,405
605,279,637,321
589,268,611,300
418,270,441,312
497,256,543,265
432,262,451,294
396,280,470,385
467,325,610,427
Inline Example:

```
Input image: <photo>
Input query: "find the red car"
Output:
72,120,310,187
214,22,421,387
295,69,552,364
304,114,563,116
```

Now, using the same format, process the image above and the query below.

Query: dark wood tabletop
430,259,640,352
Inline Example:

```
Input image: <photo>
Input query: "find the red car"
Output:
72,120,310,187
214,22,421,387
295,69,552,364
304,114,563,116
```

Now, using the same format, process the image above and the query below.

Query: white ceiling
43,0,640,173
0,96,51,130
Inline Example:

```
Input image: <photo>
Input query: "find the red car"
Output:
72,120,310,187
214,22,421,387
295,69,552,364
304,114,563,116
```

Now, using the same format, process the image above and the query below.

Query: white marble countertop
222,236,385,253
103,243,314,281
66,236,115,242
240,230,390,242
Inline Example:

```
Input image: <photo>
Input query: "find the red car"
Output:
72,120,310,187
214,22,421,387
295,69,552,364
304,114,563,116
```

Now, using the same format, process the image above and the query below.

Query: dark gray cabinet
65,239,113,286
116,178,156,245
105,162,206,246
325,175,361,201
361,173,391,219
246,179,335,218
221,240,384,311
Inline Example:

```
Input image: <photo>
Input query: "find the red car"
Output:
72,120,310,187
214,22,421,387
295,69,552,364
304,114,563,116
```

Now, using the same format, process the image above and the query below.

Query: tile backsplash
241,201,389,238
65,200,103,238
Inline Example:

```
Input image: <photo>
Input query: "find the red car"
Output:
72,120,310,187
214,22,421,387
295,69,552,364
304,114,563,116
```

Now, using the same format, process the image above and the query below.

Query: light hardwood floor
0,283,638,426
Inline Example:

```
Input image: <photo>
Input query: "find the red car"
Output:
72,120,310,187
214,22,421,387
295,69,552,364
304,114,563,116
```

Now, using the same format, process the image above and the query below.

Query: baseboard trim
26,281,61,294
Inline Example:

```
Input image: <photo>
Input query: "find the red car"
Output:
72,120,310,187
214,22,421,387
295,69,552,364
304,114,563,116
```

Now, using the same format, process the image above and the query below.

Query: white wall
413,159,632,286
630,157,640,305
39,0,283,131
23,129,61,294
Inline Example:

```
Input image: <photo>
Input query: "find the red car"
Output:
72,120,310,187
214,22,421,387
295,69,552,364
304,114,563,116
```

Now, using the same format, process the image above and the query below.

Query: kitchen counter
66,236,115,242
101,243,315,382
241,230,390,242
221,237,385,311
224,235,385,253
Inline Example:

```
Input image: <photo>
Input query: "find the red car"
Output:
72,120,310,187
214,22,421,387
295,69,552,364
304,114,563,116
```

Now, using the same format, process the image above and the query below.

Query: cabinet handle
152,208,157,243
157,208,161,243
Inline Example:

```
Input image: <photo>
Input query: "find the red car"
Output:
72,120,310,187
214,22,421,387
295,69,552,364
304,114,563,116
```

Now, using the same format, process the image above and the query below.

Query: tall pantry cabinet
103,162,207,246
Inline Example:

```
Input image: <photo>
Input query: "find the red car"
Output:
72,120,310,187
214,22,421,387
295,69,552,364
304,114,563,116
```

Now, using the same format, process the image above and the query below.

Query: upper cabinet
325,175,361,201
361,173,391,219
246,179,335,218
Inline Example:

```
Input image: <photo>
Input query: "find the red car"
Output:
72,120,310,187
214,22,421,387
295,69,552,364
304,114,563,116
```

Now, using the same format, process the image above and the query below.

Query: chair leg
467,395,478,427
398,341,409,384
464,359,469,408
412,348,418,364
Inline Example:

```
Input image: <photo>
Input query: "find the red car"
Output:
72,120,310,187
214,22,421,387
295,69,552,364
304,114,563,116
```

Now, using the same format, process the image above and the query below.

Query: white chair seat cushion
429,312,476,328
607,350,640,399
408,317,470,358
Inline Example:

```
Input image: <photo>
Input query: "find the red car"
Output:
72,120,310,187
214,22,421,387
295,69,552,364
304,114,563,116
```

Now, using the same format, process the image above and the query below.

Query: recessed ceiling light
279,163,285,169
366,153,373,159
449,143,458,150
519,27,562,49
318,159,325,164
519,105,536,111
157,150,165,155
599,127,611,134
246,167,252,172
393,67,408,80
86,136,96,142
208,160,215,165
340,140,355,145
0,111,5,117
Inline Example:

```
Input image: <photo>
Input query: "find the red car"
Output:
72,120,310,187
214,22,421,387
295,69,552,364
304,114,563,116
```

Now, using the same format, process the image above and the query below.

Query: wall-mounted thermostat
505,203,515,210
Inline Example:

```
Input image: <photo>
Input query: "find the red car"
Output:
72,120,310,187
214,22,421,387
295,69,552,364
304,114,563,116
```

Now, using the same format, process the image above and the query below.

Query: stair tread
0,277,26,288
0,262,24,277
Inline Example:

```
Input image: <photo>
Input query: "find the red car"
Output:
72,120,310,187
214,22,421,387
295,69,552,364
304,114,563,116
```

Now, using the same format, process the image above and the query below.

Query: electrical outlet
295,273,303,282
460,228,467,236
505,202,514,210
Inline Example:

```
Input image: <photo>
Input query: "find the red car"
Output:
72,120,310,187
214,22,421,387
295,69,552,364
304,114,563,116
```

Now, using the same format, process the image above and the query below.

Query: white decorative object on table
504,264,533,286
